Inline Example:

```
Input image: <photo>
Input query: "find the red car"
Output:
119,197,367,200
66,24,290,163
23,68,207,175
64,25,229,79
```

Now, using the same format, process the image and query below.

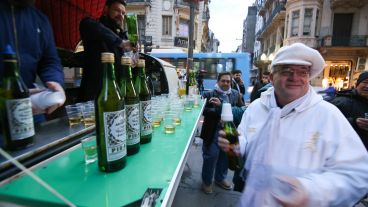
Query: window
303,8,313,35
315,9,320,37
179,19,189,37
285,14,289,38
291,10,299,36
162,16,172,36
138,15,145,41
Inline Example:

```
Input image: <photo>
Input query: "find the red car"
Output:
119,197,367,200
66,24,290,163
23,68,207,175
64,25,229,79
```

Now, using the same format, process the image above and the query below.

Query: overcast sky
208,0,255,52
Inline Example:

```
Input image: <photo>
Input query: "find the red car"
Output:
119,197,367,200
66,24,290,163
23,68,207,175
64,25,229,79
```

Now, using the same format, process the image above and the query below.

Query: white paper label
140,100,152,136
6,98,35,140
126,103,140,145
103,109,126,161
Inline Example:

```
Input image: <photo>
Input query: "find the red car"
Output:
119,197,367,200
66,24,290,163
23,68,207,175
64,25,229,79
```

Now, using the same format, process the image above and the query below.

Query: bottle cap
3,45,15,55
101,52,114,63
121,57,131,65
137,59,145,67
221,103,233,121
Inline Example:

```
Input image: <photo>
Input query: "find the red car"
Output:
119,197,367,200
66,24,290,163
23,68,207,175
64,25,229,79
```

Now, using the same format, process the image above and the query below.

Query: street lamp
260,53,268,61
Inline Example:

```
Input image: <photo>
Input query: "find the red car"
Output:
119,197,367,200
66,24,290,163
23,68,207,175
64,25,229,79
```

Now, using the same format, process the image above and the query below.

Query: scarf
214,84,232,95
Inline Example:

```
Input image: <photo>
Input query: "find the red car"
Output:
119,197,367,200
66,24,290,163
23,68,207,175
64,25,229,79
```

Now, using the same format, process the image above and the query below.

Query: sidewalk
172,138,241,207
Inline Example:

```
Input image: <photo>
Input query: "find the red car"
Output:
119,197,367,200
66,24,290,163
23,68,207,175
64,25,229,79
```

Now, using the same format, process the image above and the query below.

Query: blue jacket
0,2,64,88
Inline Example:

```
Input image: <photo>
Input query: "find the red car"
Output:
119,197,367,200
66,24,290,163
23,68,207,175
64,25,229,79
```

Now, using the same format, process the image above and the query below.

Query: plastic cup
65,104,83,126
81,136,97,164
81,102,95,127
184,95,194,112
163,112,176,134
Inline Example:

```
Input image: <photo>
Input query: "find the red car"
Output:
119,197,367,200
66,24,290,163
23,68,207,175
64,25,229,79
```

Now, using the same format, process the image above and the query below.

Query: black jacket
330,89,368,150
78,16,128,102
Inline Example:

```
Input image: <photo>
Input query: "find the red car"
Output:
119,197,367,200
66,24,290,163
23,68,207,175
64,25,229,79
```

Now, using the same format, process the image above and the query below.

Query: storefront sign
174,37,188,48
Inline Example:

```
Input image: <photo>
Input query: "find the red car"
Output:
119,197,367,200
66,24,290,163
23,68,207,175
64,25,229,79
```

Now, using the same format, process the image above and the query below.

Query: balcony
330,0,367,9
256,2,285,39
321,35,368,47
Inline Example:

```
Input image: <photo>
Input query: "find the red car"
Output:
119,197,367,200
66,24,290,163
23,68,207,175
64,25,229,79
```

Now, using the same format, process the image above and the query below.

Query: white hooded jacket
237,86,368,207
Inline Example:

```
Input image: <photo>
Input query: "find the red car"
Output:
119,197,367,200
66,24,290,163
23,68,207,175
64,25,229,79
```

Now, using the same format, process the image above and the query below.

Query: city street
172,137,241,207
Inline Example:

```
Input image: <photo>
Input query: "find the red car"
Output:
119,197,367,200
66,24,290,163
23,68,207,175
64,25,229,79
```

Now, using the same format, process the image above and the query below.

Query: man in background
78,0,133,102
231,70,246,98
200,72,244,194
250,71,270,102
330,71,368,150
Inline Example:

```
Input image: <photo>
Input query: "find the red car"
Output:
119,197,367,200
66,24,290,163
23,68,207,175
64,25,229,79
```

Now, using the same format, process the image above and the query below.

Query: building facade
252,0,368,88
126,0,212,52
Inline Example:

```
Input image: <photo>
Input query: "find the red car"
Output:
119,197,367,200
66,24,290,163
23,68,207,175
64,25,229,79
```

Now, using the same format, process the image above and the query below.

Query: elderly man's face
271,65,310,105
356,79,368,99
218,74,231,91
105,2,126,27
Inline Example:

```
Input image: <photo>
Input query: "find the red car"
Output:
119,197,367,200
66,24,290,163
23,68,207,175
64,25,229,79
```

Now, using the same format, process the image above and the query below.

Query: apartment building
125,0,211,52
253,0,368,88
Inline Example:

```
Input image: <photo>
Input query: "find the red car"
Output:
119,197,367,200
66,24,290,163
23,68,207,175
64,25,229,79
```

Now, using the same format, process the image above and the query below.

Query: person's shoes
215,180,233,190
202,183,213,194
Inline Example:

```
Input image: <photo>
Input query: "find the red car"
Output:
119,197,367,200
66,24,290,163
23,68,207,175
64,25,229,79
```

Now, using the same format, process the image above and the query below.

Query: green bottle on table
121,57,140,155
135,59,152,144
0,45,34,150
95,52,126,172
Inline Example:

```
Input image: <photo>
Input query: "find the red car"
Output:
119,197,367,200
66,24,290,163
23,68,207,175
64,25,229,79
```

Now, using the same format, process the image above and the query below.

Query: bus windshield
149,52,251,100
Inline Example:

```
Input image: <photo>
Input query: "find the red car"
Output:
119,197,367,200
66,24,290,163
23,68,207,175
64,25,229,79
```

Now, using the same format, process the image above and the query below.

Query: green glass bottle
121,57,140,155
126,13,139,46
221,103,242,171
95,52,126,172
135,59,152,144
0,45,34,150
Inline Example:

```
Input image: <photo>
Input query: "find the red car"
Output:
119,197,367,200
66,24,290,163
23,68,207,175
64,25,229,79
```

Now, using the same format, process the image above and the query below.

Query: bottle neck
102,62,116,82
3,55,20,78
138,66,145,78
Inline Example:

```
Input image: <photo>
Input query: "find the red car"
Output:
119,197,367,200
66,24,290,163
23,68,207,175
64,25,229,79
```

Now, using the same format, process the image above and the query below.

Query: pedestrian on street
200,72,244,194
218,43,368,206
231,69,246,99
250,71,270,102
330,71,368,150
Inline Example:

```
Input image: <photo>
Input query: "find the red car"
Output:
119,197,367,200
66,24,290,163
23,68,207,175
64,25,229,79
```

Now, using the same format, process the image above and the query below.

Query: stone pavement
172,138,241,207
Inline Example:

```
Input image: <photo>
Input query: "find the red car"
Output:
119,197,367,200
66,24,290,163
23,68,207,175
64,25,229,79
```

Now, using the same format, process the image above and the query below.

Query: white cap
221,103,233,121
270,43,325,79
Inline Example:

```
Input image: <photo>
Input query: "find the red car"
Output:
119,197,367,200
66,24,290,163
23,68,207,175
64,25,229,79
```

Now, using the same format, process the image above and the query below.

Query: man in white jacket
218,43,368,207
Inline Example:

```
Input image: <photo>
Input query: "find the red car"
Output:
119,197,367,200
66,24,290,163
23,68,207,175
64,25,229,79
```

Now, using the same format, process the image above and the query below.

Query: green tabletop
0,101,205,207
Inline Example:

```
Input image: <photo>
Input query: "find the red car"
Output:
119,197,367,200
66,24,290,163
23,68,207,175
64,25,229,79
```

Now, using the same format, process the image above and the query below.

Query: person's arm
239,84,246,95
295,125,368,206
35,14,66,114
37,16,64,86
232,106,246,127
329,97,356,127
